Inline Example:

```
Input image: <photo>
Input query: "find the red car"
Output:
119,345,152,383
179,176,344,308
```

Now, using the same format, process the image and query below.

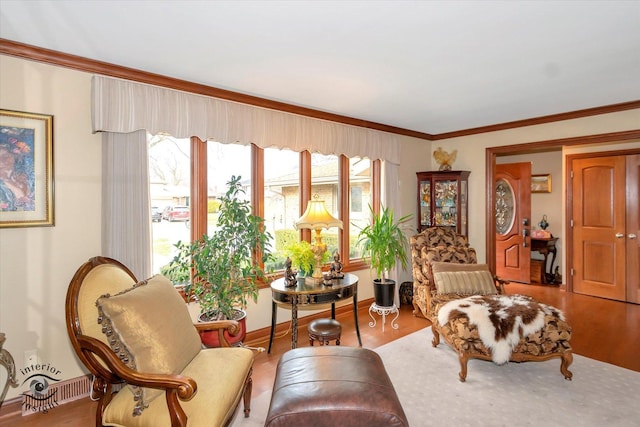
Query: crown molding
1,38,638,141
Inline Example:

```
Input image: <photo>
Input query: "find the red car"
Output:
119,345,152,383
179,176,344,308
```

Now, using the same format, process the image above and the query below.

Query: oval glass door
495,178,515,235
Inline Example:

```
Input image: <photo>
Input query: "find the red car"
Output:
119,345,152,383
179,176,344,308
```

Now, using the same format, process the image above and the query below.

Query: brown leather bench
265,346,408,427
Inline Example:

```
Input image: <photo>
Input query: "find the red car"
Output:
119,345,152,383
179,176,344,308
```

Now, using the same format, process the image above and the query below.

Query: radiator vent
22,374,92,416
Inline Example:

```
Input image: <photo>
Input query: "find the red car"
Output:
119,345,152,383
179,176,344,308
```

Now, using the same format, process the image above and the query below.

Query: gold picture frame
531,174,551,193
0,109,54,228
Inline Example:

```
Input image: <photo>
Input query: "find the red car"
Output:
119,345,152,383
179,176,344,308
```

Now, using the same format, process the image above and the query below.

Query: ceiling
1,0,639,136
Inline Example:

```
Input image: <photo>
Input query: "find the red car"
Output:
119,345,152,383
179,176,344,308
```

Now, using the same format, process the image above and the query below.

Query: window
263,147,300,271
148,134,191,274
311,153,340,258
149,134,377,278
206,142,251,235
349,157,370,259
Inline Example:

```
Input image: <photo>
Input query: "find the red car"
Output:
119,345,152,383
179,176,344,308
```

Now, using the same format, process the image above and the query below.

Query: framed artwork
531,174,551,193
0,109,54,228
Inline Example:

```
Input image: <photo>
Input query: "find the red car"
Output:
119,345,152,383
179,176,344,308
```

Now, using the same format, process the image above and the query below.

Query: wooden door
496,162,532,283
626,155,640,304
571,156,626,301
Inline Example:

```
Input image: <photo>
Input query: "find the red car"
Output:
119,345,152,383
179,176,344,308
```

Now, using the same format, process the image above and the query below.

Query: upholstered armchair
65,256,254,427
410,227,573,382
410,227,472,319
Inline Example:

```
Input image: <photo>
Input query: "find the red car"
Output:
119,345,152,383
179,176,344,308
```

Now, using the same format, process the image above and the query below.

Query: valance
92,75,400,163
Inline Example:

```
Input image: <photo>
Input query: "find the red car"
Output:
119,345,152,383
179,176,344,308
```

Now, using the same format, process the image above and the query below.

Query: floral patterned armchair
410,227,573,382
410,227,472,319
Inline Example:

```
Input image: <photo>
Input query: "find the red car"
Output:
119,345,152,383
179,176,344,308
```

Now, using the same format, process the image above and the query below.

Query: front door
571,156,626,301
495,162,532,283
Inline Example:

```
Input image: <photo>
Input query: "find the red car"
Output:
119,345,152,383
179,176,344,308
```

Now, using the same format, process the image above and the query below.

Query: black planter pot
373,279,396,307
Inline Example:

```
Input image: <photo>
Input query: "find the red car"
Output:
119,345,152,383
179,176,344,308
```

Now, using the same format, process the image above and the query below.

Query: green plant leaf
354,204,413,280
169,175,272,319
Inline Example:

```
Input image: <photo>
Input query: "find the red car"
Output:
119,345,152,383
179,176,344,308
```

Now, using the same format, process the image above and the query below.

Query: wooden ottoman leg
560,351,573,380
458,351,469,383
431,326,440,347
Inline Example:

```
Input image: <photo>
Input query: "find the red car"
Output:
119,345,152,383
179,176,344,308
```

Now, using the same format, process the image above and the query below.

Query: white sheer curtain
382,161,404,306
102,130,152,279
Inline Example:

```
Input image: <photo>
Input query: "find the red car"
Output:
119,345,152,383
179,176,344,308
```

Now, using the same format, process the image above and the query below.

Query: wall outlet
24,349,38,367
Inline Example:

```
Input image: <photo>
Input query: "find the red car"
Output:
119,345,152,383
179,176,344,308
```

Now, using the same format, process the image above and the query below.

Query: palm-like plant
356,204,412,281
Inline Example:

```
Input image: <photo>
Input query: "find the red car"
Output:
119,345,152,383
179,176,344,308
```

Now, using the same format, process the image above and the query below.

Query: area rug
232,327,640,426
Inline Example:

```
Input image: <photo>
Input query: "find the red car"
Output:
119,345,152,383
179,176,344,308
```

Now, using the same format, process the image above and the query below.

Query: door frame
485,130,640,290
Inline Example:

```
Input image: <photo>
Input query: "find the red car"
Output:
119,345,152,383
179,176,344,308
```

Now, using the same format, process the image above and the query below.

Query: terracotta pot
373,279,396,307
198,309,247,348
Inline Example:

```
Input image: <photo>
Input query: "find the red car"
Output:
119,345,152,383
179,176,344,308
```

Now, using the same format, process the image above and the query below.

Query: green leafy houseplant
170,176,272,323
285,240,330,277
355,204,412,306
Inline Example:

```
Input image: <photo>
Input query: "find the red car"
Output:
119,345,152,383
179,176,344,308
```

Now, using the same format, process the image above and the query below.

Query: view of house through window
149,133,375,277
263,147,300,272
206,141,251,236
349,157,371,259
310,153,340,259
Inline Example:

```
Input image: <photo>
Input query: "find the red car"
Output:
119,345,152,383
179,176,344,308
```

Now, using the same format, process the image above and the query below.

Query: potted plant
355,204,412,307
285,240,329,279
169,175,272,347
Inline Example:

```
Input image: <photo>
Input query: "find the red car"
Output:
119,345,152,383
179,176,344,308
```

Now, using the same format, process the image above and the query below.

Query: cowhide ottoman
265,346,408,427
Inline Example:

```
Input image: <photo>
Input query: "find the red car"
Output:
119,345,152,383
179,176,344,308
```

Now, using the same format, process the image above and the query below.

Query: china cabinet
416,170,470,235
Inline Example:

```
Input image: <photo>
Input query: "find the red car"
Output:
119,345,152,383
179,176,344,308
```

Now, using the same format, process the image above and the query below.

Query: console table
269,273,362,352
531,237,558,284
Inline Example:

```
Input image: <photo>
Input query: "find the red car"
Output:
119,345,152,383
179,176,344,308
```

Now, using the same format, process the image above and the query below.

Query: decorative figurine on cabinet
433,147,457,171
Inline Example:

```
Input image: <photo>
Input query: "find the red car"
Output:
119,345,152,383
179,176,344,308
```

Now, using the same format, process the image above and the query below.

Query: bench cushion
266,346,408,427
103,347,254,427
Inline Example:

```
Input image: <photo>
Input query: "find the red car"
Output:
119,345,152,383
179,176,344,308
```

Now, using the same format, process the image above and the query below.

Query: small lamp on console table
295,195,343,280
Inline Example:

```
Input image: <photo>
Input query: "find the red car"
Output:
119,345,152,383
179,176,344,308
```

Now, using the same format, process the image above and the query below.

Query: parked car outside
162,205,190,222
151,206,162,222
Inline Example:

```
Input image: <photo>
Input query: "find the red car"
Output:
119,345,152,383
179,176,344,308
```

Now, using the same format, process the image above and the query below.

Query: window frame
187,141,379,287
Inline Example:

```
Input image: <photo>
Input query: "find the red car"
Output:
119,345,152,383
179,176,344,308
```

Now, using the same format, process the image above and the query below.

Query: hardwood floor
4,283,639,426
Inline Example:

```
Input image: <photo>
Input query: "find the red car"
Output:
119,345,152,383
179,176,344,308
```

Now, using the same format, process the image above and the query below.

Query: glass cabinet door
434,179,458,227
460,180,467,236
419,180,431,228
416,171,470,235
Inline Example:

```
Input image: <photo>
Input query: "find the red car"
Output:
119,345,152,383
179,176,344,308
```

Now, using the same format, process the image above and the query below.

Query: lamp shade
295,198,343,230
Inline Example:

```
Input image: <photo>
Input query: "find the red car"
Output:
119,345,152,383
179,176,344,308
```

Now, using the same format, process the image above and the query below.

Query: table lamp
295,195,343,280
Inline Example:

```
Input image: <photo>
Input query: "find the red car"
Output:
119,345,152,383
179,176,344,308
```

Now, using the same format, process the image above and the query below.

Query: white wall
0,55,102,400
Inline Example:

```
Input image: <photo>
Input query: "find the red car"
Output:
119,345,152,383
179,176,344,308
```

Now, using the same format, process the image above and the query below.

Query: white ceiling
1,0,639,135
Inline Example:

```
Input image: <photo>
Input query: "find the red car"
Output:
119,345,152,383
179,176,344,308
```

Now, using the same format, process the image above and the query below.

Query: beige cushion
96,274,202,415
103,347,254,427
431,262,498,295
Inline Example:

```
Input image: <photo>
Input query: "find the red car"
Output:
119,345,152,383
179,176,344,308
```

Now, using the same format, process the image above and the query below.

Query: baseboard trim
0,397,22,421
